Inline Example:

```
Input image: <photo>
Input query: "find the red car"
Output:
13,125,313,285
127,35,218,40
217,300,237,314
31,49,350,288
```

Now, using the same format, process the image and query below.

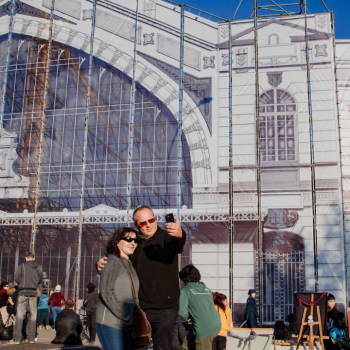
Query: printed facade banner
0,0,349,323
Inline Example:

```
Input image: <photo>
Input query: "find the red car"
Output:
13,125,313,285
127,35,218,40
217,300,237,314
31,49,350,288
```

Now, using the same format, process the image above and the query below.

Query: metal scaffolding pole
304,1,318,292
177,4,184,220
253,0,263,325
228,19,234,315
331,11,348,307
0,0,16,140
75,0,97,303
126,0,139,225
30,0,56,254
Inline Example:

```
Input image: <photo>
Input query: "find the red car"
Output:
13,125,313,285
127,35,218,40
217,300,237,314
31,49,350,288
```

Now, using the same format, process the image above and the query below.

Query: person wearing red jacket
48,285,65,331
0,281,9,295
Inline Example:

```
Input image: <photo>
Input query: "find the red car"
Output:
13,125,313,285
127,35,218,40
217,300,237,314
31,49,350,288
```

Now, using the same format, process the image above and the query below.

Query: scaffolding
75,0,97,303
31,0,56,254
330,10,349,308
0,0,15,139
126,0,139,225
0,0,347,316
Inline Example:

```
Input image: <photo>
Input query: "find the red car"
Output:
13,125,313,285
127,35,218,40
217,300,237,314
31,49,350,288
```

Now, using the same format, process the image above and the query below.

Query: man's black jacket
133,225,186,310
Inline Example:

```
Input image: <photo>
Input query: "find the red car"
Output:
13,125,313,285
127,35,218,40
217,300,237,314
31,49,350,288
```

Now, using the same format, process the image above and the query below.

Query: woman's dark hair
106,227,139,266
179,264,201,284
0,281,9,289
213,292,227,313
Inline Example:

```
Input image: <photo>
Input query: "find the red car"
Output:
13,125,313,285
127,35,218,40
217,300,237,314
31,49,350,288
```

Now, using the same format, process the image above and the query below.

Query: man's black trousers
133,308,178,350
86,311,96,342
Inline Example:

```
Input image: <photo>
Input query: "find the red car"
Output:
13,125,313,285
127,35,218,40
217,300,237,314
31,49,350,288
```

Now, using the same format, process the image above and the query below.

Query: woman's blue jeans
96,323,132,350
51,306,61,328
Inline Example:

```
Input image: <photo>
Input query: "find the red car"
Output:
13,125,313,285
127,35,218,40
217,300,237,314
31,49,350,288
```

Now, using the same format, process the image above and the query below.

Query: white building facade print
0,0,349,323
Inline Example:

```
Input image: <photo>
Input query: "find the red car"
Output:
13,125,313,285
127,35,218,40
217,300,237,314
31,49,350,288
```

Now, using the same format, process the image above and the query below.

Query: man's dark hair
287,313,294,324
0,281,9,289
274,320,286,330
132,206,155,223
328,293,335,301
26,252,35,259
179,264,201,284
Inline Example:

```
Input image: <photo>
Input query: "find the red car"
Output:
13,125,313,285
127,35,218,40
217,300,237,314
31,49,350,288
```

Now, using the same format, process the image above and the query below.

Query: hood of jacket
186,282,207,293
26,261,40,269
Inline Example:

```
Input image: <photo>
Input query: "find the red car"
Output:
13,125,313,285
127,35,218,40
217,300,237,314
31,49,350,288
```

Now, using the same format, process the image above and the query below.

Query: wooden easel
296,293,327,350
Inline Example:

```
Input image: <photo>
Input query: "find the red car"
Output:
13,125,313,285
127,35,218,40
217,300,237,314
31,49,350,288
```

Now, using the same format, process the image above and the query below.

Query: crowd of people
0,253,96,346
0,204,349,350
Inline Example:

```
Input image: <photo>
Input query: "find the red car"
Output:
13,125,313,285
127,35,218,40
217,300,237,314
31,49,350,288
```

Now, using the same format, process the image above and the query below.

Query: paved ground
0,328,154,349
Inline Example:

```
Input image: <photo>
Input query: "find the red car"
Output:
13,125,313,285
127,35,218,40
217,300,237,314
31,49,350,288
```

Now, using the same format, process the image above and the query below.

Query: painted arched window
259,89,297,162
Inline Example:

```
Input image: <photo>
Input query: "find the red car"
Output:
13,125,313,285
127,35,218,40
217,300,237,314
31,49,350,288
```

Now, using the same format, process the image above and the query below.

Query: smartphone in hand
165,213,175,223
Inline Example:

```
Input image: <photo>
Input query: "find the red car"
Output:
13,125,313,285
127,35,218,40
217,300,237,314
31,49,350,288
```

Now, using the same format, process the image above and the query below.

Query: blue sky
180,0,350,39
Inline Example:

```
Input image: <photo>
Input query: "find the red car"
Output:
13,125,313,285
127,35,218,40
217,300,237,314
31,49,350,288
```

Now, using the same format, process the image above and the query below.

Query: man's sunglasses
139,218,156,228
121,237,139,243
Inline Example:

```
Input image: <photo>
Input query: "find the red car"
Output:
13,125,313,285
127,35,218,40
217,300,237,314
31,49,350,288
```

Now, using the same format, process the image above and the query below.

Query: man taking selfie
96,206,186,350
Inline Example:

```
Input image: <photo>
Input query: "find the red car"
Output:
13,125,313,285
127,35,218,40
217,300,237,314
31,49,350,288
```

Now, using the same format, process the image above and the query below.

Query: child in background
38,289,51,330
178,264,221,350
329,312,349,350
172,315,190,350
273,321,288,341
326,294,340,350
212,292,232,350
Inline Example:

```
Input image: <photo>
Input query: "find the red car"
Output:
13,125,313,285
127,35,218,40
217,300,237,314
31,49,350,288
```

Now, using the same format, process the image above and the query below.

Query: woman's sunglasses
139,218,156,228
121,237,139,243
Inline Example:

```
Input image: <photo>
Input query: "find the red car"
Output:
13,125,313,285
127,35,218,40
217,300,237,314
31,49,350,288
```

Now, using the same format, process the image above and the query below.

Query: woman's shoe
46,326,50,331
38,326,42,330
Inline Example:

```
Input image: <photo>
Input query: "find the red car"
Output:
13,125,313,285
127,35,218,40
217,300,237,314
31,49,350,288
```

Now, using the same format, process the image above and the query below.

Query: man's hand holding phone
165,214,182,238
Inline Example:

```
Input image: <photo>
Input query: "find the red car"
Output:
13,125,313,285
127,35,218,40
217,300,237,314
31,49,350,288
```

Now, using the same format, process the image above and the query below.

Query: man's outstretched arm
95,256,107,273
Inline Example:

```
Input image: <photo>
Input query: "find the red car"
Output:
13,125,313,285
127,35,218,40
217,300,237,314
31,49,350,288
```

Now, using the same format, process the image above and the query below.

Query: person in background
82,282,99,345
7,288,15,296
329,311,349,350
95,227,140,350
48,285,65,331
325,294,339,350
51,299,83,345
0,289,14,341
0,281,9,295
38,289,51,330
286,314,295,338
244,289,258,328
172,316,190,350
273,321,288,341
8,252,43,345
178,264,221,350
212,292,232,350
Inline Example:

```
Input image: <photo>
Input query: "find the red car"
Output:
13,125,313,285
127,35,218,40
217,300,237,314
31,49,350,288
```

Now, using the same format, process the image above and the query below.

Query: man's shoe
28,341,35,344
24,339,28,343
34,338,38,341
7,340,21,345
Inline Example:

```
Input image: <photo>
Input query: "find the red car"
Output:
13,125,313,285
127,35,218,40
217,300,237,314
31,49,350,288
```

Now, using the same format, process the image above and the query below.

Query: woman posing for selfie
95,227,140,350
